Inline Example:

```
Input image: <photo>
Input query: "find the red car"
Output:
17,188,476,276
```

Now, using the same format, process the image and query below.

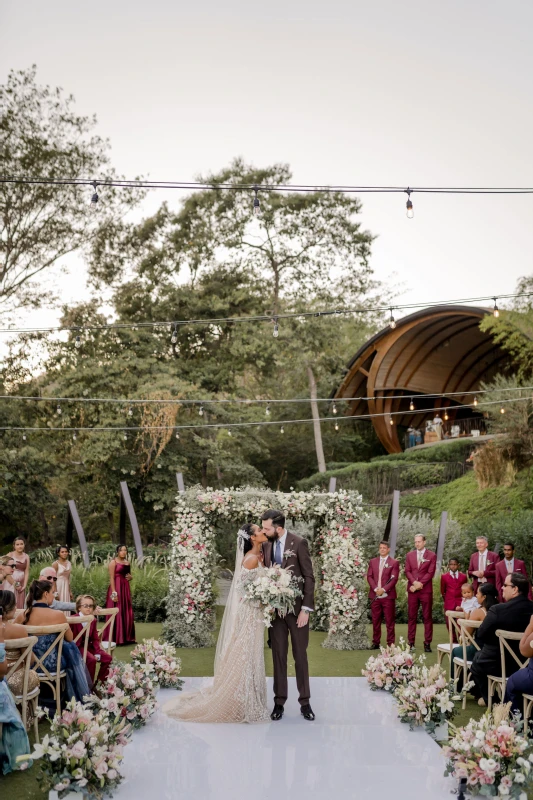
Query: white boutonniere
420,558,428,565
486,560,492,567
283,549,296,559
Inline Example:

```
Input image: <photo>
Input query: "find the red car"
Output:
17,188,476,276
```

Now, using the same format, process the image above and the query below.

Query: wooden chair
438,611,465,677
454,618,482,708
66,614,95,664
25,623,69,716
488,630,530,711
5,635,40,742
96,608,119,653
523,693,533,734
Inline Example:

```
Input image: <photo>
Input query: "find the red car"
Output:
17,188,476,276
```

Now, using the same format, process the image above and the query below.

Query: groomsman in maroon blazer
405,534,437,653
366,540,400,648
468,536,499,593
440,557,468,641
495,543,531,601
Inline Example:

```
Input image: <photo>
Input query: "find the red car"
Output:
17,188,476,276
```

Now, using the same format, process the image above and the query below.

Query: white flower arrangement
242,565,303,627
31,698,130,799
361,638,424,692
130,638,184,689
394,663,458,735
443,705,533,798
163,487,368,650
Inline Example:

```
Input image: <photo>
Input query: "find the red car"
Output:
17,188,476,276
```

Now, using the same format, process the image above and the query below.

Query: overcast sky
2,0,533,331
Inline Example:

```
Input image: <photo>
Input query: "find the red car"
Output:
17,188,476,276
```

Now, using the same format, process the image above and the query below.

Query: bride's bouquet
242,565,303,627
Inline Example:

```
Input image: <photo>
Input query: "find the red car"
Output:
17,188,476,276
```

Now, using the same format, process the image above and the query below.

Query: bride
163,523,271,724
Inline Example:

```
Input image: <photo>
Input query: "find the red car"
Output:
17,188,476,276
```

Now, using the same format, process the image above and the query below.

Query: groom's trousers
270,612,310,707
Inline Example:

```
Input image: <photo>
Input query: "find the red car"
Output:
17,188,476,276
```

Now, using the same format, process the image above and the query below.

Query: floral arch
163,487,369,651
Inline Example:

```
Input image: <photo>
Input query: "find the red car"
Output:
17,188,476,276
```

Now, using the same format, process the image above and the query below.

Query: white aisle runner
114,677,455,800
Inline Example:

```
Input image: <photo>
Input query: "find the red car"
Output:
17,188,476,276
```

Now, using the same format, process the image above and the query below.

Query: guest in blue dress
22,580,92,704
0,612,32,774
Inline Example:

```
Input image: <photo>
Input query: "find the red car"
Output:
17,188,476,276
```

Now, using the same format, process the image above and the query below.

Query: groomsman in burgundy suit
468,536,499,593
495,543,531,601
366,540,400,648
405,534,437,653
440,557,468,641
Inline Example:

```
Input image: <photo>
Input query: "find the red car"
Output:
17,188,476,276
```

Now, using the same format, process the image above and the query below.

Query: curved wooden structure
335,305,507,453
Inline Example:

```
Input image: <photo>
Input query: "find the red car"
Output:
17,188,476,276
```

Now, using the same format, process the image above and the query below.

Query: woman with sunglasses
0,556,17,593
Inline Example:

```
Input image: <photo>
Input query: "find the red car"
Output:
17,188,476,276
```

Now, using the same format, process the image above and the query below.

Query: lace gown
163,566,270,724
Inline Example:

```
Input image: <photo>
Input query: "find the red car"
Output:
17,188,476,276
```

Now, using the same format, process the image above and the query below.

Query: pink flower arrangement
130,638,184,689
443,705,533,798
362,639,423,692
98,661,158,730
394,663,457,734
31,698,129,799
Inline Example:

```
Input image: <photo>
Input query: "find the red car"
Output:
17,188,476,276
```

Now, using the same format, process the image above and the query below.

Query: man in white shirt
39,567,76,612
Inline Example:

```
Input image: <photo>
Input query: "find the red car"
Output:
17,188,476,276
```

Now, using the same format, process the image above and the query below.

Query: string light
500,406,505,414
56,403,62,415
72,430,77,440
123,432,128,440
75,334,82,349
265,405,271,417
175,431,180,439
280,426,284,434
473,396,478,406
389,418,394,425
493,298,500,317
444,410,449,421
252,187,261,217
389,308,396,329
272,317,279,338
332,402,338,415
128,406,133,417
22,433,26,441
334,421,339,431
227,429,232,436
405,188,414,219
171,324,178,345
198,405,204,416
409,398,415,411
90,181,98,209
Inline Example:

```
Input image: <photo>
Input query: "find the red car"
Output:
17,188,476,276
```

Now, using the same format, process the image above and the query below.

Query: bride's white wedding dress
163,563,270,724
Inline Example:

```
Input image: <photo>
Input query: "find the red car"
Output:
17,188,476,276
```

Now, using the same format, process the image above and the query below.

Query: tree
0,66,141,312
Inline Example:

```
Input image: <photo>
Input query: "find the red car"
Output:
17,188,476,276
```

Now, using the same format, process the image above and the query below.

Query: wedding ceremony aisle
113,677,455,800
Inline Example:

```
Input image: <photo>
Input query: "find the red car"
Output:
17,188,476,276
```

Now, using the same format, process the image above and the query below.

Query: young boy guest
440,557,467,641
69,595,112,686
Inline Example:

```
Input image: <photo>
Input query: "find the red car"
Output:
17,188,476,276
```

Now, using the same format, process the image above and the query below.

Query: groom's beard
265,533,277,542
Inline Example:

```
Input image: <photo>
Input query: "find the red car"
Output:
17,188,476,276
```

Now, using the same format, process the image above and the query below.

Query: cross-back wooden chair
523,693,533,734
66,614,95,664
488,630,530,711
96,608,119,653
5,635,40,742
24,622,69,716
454,618,482,708
438,611,465,677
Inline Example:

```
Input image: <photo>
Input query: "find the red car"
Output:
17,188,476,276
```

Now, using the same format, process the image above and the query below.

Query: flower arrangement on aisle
443,704,533,798
361,638,424,692
97,661,158,729
130,638,184,690
31,698,130,799
394,663,458,736
164,487,367,650
242,564,303,627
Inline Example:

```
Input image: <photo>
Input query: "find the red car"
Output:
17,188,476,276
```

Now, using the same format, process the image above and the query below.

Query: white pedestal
433,722,448,741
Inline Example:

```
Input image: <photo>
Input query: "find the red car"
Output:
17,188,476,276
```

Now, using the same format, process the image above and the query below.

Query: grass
4,618,484,800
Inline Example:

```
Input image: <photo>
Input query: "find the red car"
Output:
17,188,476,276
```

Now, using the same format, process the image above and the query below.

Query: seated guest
39,567,76,612
22,580,92,703
0,590,40,727
470,573,533,706
70,595,112,686
450,583,498,685
504,614,533,718
458,582,480,615
441,557,467,642
0,606,32,775
495,543,530,601
0,555,17,593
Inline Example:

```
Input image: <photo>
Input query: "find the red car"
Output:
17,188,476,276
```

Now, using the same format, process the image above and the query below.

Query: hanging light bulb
409,398,415,411
123,432,128,441
389,417,394,426
389,308,396,329
128,406,133,417
90,181,99,209
175,431,180,439
72,430,77,441
199,405,204,416
252,187,261,217
405,188,414,219
75,334,82,349
22,433,27,441
265,404,271,417
500,406,505,414
444,410,449,421
280,426,284,434
272,317,279,338
332,402,338,415
493,298,500,318
56,403,62,415
171,324,178,345
473,396,478,406
227,429,232,437
334,421,339,431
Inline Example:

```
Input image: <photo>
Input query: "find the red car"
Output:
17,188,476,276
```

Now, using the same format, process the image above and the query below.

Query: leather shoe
370,643,380,650
271,704,284,721
301,704,315,721
424,644,432,653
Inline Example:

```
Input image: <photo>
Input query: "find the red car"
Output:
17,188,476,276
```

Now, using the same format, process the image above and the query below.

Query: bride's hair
239,523,256,555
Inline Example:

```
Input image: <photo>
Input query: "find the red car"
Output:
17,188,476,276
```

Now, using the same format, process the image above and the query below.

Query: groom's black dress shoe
271,704,284,721
301,704,315,721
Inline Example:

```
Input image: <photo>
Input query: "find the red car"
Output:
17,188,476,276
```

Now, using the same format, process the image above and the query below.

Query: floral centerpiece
394,663,457,736
242,564,303,627
362,638,423,692
443,704,533,798
31,698,129,799
130,639,184,690
97,661,157,730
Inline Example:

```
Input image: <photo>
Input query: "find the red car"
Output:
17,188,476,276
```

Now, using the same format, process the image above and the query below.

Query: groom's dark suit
263,532,315,707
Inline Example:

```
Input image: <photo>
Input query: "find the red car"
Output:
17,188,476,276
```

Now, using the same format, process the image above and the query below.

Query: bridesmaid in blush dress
8,537,29,610
53,545,72,602
104,545,136,645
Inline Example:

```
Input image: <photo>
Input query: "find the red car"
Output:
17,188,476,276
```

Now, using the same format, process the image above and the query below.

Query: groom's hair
261,509,285,529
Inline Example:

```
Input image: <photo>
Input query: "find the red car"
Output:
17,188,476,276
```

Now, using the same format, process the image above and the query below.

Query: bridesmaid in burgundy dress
105,545,136,645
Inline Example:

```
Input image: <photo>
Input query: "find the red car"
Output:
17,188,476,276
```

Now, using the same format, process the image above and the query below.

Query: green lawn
4,620,484,799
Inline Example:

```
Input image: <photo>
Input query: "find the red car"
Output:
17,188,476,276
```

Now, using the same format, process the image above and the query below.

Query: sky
2,0,533,332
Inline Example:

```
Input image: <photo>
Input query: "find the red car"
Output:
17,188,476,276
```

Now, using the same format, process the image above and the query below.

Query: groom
261,509,316,721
